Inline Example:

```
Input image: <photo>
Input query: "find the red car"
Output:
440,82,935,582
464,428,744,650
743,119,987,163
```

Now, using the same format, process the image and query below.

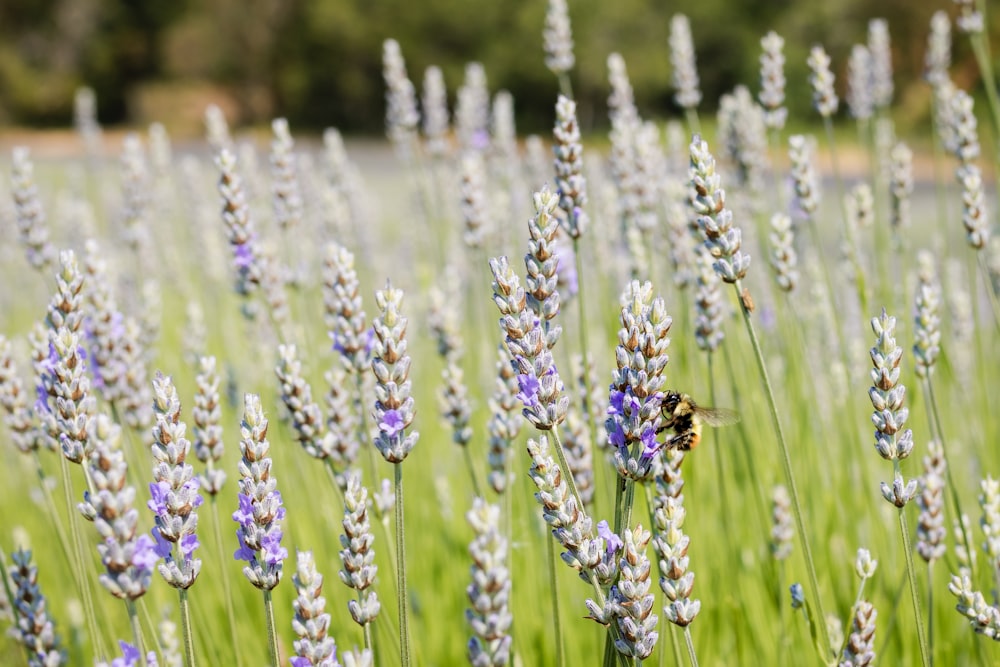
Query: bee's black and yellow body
659,390,739,451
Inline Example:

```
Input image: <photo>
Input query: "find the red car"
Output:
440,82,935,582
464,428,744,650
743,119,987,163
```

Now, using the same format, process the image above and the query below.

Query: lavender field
2,3,1000,667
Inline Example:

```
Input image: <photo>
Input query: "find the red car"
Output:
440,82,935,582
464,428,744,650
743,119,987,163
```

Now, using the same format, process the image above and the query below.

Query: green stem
179,589,196,667
262,590,279,667
127,599,148,667
927,562,935,667
546,533,565,667
463,445,484,497
394,462,412,667
893,483,930,667
923,378,977,582
684,109,701,139
969,33,1000,148
31,451,75,589
355,374,379,486
732,279,832,662
59,453,105,659
558,73,574,101
683,627,699,667
669,626,684,667
210,498,242,666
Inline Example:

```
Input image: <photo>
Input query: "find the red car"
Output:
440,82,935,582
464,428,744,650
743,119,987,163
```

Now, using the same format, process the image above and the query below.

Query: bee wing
694,406,741,427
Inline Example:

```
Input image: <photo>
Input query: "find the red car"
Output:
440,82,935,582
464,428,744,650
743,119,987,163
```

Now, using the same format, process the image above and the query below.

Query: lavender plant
291,551,340,667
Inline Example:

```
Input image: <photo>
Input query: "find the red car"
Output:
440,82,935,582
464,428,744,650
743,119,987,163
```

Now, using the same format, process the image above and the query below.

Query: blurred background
0,0,994,136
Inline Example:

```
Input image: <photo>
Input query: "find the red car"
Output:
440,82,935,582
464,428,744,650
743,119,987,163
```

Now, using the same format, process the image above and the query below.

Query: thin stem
463,445,484,497
355,374,379,486
394,462,412,667
976,252,1000,336
550,426,587,521
732,279,832,662
893,488,930,667
684,109,701,138
558,73,574,101
706,352,729,535
927,561,935,667
262,590,279,667
127,599,148,667
363,619,374,653
546,533,565,667
59,453,105,659
669,626,684,667
179,589,196,667
210,498,242,666
969,33,1000,146
30,451,75,587
683,627,699,667
923,378,977,582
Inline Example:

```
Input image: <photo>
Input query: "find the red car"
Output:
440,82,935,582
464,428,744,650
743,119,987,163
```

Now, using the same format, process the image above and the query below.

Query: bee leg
667,431,697,451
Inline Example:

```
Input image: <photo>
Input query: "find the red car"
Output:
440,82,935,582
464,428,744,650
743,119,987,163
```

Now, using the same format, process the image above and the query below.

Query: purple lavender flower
379,408,405,438
598,520,624,559
233,393,286,590
149,373,203,589
104,639,158,667
515,371,542,408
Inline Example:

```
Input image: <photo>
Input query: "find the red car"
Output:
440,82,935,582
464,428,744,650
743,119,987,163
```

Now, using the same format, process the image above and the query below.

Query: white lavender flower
611,525,658,658
291,550,339,666
0,335,44,454
916,440,946,564
789,134,820,222
543,0,575,76
808,46,839,118
9,549,66,666
382,39,420,150
717,86,767,194
422,66,450,158
232,394,287,591
924,12,951,87
655,495,701,627
553,94,588,238
839,601,876,666
456,62,490,153
954,0,983,35
689,135,750,283
889,142,912,232
323,243,373,375
670,15,701,110
948,575,1000,639
523,187,564,346
80,414,158,600
119,134,150,252
216,149,262,305
204,104,233,153
912,252,941,378
486,345,522,494
276,344,336,460
192,356,226,497
759,31,788,129
868,309,917,507
868,19,893,110
769,213,798,292
847,45,874,121
149,374,203,590
74,86,103,156
460,151,489,249
10,147,56,270
693,248,724,351
271,118,304,232
339,471,380,627
465,498,513,666
770,485,793,560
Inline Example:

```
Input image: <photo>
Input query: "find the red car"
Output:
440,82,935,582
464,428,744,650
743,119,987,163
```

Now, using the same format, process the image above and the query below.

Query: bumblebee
659,390,740,450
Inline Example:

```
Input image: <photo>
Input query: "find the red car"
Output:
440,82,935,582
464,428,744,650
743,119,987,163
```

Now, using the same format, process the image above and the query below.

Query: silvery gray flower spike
543,0,575,76
689,135,750,283
422,66,450,158
339,471,380,627
291,550,339,667
0,335,44,454
10,147,56,271
670,15,701,110
553,95,588,238
916,440,946,563
924,11,951,87
192,355,226,497
382,39,419,149
759,31,787,130
868,19,893,110
847,45,873,121
808,46,839,118
465,498,513,667
9,549,67,667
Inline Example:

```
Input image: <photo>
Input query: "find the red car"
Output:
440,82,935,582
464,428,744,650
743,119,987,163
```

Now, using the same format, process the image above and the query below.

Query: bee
659,390,740,450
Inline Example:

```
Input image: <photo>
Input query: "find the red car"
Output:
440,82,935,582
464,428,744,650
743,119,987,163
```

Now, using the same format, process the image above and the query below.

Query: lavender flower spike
543,0,575,76
149,373,203,589
291,550,340,666
689,136,750,283
10,147,56,271
79,414,158,600
233,393,287,590
371,281,419,463
466,498,513,666
9,549,67,666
